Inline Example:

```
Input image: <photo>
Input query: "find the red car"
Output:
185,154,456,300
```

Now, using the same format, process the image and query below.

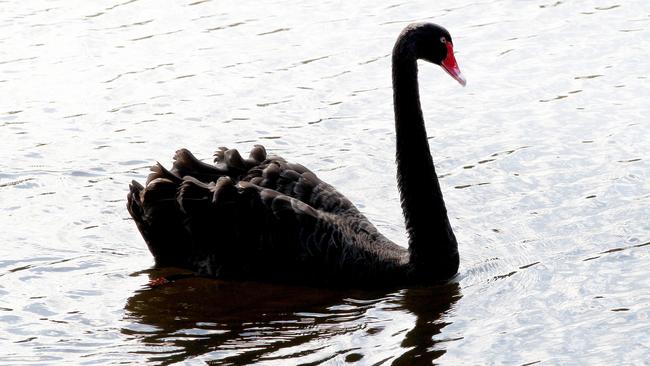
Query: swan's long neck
392,37,459,280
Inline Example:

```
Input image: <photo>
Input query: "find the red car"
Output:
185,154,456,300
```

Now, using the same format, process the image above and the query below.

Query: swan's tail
125,146,310,272
126,146,268,265
127,160,324,278
127,167,192,265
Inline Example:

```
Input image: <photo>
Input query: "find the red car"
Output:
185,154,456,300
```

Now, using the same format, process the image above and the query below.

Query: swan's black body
127,23,462,287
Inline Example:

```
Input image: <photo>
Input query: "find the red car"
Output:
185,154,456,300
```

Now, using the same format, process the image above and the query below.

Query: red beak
441,42,466,87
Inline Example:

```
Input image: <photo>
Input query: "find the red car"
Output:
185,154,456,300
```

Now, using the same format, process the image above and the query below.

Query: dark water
2,0,649,364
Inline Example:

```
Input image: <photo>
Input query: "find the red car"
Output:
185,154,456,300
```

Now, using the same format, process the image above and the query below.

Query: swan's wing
169,145,358,216
242,158,357,216
127,169,403,283
167,146,263,184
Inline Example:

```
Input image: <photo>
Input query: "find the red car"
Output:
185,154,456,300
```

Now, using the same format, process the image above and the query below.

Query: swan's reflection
123,268,461,365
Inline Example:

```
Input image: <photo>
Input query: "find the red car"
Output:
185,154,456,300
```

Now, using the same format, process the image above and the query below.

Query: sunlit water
2,0,649,364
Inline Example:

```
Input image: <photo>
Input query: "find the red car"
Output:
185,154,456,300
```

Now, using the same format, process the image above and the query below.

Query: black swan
127,23,465,287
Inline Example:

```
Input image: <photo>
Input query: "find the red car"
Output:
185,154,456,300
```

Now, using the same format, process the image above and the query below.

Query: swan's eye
440,37,447,44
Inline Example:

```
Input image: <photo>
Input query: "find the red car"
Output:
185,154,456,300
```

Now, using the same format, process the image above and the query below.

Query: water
2,0,649,364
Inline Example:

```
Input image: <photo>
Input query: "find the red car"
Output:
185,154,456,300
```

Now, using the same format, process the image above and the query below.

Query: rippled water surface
2,0,650,364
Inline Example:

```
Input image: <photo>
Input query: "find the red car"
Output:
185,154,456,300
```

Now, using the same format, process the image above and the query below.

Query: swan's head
398,23,467,86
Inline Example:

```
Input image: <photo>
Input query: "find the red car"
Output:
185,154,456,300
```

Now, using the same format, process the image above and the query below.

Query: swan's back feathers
127,145,409,285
